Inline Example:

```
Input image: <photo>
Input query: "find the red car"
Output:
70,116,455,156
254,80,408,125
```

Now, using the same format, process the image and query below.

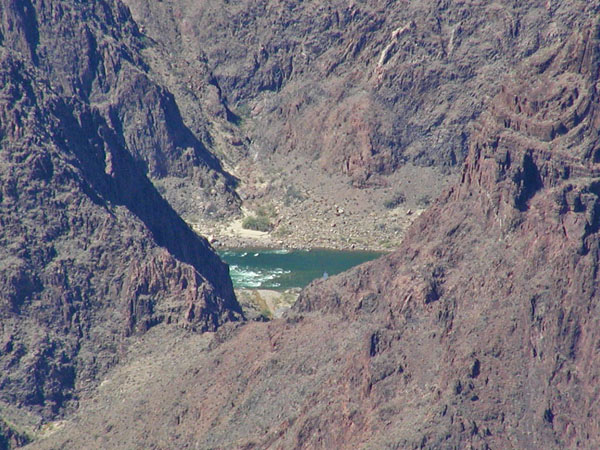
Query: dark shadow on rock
514,152,543,211
160,89,239,189
51,97,240,313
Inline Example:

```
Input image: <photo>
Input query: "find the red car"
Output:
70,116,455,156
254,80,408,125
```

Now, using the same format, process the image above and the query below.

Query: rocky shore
194,209,420,252
235,288,300,321
191,162,449,251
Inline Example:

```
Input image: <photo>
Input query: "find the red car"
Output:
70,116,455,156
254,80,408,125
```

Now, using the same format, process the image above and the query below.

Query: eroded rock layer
27,16,600,450
0,0,241,434
124,0,594,184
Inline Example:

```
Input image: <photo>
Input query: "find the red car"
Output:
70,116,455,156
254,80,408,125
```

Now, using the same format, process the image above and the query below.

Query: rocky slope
1,0,241,218
26,14,600,450
118,0,596,252
0,0,242,442
124,0,590,180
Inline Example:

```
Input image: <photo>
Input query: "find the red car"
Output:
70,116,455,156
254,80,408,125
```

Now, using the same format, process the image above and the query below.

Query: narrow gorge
1,1,600,449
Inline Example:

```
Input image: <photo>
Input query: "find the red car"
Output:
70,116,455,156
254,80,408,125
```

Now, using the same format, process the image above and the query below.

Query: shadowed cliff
26,17,600,450
0,1,242,443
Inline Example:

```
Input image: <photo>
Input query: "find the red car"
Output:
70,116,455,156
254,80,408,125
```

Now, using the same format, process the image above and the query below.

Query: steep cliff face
27,18,600,450
293,21,600,448
123,0,592,185
0,0,242,435
0,0,240,219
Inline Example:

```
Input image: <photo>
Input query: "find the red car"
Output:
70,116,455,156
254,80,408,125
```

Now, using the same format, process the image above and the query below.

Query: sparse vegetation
416,194,432,208
242,205,276,232
383,191,406,209
242,214,272,232
252,291,272,320
284,185,305,206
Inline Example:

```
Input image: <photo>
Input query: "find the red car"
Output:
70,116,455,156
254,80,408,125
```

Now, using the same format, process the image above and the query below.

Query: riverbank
192,205,426,252
220,247,382,320
235,288,300,320
183,158,453,252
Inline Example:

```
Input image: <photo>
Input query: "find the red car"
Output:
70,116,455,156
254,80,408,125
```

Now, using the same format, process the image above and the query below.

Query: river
218,248,383,290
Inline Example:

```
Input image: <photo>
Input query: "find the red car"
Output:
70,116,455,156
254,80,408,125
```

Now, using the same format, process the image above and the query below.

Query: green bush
383,191,406,209
242,214,272,232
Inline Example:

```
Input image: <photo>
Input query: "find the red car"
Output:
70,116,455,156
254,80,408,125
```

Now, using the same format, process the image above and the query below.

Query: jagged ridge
0,0,243,435
25,17,600,450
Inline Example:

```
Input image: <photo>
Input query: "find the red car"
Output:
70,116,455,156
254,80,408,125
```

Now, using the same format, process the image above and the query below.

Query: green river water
218,248,383,290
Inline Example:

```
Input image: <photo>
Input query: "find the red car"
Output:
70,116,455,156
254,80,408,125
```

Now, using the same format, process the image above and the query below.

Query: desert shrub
384,191,406,209
242,204,277,232
242,214,272,232
284,185,305,206
416,194,432,208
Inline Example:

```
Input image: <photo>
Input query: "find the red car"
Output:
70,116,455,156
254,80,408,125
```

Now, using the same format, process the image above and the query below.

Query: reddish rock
123,0,596,184
28,16,600,450
0,0,242,434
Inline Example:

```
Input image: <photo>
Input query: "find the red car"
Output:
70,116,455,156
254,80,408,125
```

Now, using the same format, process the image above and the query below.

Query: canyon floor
192,160,453,251
195,161,453,320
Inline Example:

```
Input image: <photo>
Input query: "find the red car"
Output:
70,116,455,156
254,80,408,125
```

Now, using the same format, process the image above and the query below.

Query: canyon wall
27,15,600,450
0,0,241,437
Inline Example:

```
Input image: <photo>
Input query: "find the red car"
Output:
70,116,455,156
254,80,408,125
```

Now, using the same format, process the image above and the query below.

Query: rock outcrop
0,0,242,436
26,16,600,450
0,0,240,219
123,0,592,185
290,22,600,447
